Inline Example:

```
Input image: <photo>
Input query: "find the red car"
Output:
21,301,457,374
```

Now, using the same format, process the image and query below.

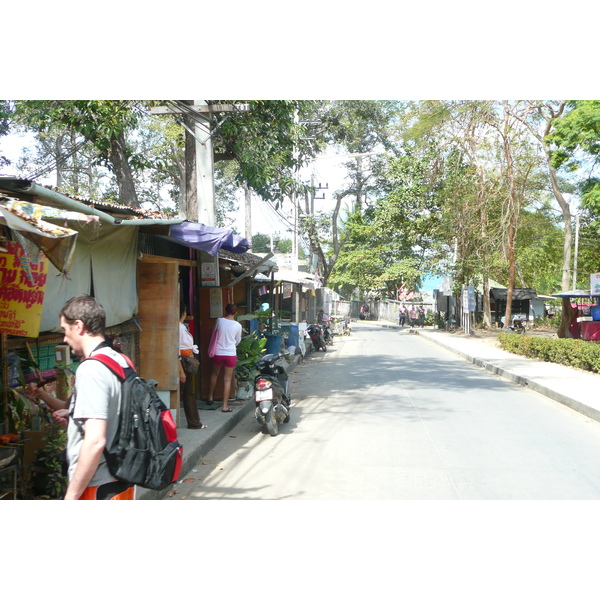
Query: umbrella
551,289,598,298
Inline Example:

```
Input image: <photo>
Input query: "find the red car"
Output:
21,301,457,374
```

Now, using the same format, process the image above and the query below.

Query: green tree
14,100,146,207
252,233,272,253
15,129,105,198
548,101,600,223
298,101,403,287
505,101,574,291
571,210,600,289
0,100,14,169
515,209,564,293
329,149,443,298
212,100,321,204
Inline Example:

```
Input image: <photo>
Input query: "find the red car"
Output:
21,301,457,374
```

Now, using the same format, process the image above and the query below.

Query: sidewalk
379,321,600,424
137,351,306,500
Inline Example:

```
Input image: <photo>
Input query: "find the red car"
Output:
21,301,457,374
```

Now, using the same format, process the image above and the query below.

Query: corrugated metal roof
0,176,172,219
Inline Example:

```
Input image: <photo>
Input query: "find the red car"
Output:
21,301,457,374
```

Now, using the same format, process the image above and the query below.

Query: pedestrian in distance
399,304,407,327
179,302,205,429
409,306,417,328
207,303,243,413
418,306,425,328
57,294,135,500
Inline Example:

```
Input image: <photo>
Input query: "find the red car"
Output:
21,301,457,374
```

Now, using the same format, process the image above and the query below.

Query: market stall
551,289,600,340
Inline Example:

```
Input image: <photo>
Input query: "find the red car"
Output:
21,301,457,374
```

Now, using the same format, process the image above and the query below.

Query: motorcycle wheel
321,342,327,352
282,394,291,423
266,411,279,436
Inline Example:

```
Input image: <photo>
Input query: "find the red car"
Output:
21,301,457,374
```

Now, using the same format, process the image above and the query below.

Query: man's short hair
60,294,106,335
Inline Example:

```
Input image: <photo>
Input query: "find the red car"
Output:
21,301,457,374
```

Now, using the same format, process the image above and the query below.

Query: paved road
165,322,600,500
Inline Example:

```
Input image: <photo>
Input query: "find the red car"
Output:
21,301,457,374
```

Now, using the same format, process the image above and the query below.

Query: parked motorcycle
322,316,334,346
254,353,291,436
342,318,352,335
504,316,527,334
333,316,351,336
307,323,327,352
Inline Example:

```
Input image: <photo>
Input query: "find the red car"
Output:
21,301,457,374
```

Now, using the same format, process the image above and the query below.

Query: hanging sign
201,259,219,287
591,273,600,295
0,241,48,337
441,276,453,296
467,286,476,311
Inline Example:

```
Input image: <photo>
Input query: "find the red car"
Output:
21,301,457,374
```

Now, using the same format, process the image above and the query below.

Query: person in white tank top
207,303,242,412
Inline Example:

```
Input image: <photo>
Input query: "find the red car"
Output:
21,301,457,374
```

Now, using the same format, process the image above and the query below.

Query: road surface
165,322,600,500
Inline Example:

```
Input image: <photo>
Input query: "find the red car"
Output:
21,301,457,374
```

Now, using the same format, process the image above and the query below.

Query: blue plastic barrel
265,334,282,355
280,324,299,348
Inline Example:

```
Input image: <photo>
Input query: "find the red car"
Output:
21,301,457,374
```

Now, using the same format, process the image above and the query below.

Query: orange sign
0,241,48,337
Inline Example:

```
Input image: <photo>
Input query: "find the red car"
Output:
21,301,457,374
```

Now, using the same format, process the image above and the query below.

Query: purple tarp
168,222,249,256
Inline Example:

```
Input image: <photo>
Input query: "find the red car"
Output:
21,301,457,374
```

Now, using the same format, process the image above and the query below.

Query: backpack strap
69,353,135,438
86,352,136,380
81,352,137,468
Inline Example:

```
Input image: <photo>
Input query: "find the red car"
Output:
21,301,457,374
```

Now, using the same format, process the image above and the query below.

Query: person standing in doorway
207,303,243,412
179,302,205,429
56,294,135,500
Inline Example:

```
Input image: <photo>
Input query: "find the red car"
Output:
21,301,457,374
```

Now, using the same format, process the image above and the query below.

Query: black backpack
85,353,183,490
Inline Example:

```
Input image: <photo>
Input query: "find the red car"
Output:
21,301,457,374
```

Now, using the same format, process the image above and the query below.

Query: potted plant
28,419,68,499
235,333,267,398
2,353,73,499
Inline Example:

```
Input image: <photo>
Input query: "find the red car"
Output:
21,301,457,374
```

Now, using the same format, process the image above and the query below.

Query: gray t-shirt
67,346,128,487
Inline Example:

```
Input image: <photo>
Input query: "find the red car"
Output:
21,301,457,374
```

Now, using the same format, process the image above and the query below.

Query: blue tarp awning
167,221,249,256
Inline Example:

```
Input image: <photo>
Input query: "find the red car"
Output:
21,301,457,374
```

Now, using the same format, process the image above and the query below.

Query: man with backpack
56,294,135,500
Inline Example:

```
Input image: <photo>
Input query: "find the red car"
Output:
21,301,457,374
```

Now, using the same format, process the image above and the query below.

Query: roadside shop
0,176,248,499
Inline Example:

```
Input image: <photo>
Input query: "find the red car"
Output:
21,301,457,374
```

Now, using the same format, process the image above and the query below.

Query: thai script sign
0,241,48,337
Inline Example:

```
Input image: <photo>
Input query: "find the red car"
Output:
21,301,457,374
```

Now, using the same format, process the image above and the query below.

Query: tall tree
14,100,145,207
505,101,573,291
0,100,13,170
211,100,321,204
299,101,402,286
548,100,600,224
329,149,443,298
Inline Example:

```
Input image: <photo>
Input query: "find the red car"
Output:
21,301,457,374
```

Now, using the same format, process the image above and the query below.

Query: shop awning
166,221,249,256
0,198,80,273
0,177,249,257
254,268,319,289
551,289,599,299
490,287,538,301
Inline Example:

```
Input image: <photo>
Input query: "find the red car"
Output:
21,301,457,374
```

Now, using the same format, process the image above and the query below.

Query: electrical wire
25,138,89,181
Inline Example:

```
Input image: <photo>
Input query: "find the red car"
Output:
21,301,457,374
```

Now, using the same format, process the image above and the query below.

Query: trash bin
280,324,299,348
265,334,282,355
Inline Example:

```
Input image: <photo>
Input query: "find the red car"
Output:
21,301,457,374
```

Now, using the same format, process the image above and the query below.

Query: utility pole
194,101,215,227
292,191,298,271
150,101,249,226
573,213,580,289
244,182,252,249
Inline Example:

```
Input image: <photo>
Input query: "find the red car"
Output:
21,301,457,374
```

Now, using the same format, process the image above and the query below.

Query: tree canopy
1,98,597,317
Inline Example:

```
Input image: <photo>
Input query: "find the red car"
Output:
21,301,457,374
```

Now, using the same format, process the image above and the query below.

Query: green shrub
533,313,562,328
498,332,600,373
